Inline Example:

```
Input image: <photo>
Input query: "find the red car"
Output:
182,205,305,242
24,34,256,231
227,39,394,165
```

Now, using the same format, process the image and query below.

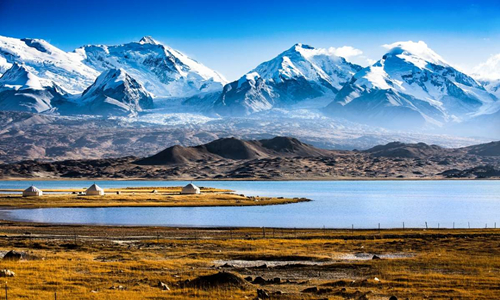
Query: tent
86,184,104,195
181,183,200,195
22,186,43,197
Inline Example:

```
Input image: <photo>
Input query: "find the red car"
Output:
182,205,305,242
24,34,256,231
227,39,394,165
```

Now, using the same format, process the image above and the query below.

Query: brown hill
135,136,332,165
465,141,500,156
363,142,445,158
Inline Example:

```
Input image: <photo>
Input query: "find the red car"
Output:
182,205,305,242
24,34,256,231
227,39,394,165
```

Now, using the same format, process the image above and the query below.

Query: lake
0,180,499,228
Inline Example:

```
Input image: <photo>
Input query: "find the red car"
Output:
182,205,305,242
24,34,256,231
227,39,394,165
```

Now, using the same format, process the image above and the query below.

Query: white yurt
181,183,200,195
86,184,104,196
22,186,43,197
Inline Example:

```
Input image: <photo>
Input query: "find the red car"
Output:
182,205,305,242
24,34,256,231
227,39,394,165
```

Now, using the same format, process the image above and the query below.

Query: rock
389,296,398,300
157,281,170,290
272,277,281,284
252,276,267,285
3,250,23,261
302,286,318,293
0,269,15,277
184,271,248,290
257,289,270,298
220,263,233,268
244,276,253,282
372,255,381,260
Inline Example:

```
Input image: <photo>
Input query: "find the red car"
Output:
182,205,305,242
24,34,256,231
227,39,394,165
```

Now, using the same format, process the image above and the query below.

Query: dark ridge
364,142,444,158
135,136,332,165
135,145,215,165
201,137,268,160
465,141,500,156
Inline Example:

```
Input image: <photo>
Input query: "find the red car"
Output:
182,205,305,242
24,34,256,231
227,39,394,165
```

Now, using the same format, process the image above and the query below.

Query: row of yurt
22,183,199,197
22,184,105,197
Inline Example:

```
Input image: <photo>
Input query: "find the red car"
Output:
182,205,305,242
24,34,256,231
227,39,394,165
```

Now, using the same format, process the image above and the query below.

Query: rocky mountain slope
0,63,67,113
78,68,154,116
136,136,331,165
326,41,498,129
0,36,98,93
1,137,499,180
0,35,226,101
74,36,227,98
213,44,361,115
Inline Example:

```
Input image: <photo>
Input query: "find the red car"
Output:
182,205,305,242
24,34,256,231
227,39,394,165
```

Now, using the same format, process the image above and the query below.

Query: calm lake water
0,180,499,228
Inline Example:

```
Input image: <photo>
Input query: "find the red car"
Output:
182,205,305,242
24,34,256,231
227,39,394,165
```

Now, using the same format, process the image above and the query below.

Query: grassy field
0,223,498,299
0,187,309,208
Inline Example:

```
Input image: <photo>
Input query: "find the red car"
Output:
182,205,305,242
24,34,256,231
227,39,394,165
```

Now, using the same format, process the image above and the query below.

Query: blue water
1,180,499,228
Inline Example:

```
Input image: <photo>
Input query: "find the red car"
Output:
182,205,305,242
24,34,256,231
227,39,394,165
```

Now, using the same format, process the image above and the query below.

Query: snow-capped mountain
0,36,98,94
74,36,227,98
213,43,362,115
0,35,227,100
0,63,66,113
326,41,498,128
80,68,154,116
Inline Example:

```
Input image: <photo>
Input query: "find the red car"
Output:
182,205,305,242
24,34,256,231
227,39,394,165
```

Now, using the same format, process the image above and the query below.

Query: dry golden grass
0,187,308,208
0,225,498,299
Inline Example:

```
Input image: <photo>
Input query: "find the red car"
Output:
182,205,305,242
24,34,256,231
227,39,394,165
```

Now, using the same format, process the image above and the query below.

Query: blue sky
1,0,500,80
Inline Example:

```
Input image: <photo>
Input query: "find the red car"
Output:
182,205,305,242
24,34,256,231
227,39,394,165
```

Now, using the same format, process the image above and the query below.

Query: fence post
468,222,470,229
351,224,354,234
403,222,405,230
425,222,428,229
378,223,380,233
453,222,455,229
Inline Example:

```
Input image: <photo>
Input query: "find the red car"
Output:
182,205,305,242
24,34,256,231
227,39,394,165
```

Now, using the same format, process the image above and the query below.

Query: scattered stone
183,271,248,290
157,281,170,291
244,276,253,282
302,286,318,293
372,255,381,260
252,276,267,285
3,250,23,261
0,269,15,277
389,296,398,300
220,263,234,268
257,288,270,298
272,277,281,284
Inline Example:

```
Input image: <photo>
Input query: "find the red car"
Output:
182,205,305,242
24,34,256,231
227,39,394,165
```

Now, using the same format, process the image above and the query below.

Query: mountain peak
0,62,45,90
291,43,315,51
382,40,448,67
139,36,161,45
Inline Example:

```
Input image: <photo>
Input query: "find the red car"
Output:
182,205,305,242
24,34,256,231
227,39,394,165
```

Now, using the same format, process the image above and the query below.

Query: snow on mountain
0,35,99,94
473,53,500,98
79,68,154,116
213,43,362,115
326,41,498,128
74,36,227,98
0,63,66,113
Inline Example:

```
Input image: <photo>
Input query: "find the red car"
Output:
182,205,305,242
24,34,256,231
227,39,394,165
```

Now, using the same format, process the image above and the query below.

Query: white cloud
323,46,373,67
329,46,363,59
473,53,500,80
